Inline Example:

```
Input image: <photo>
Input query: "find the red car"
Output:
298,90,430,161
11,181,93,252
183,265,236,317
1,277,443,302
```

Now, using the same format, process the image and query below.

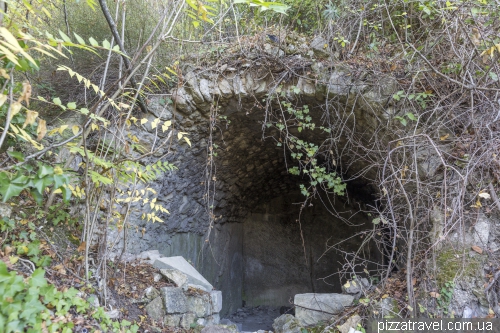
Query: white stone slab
154,256,214,291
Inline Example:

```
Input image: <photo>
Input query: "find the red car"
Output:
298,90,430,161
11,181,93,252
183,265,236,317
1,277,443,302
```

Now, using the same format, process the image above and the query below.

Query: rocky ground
226,306,282,332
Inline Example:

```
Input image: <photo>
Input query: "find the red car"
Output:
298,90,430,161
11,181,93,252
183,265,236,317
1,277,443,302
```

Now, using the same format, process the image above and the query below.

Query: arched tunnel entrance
122,59,396,329
184,103,383,329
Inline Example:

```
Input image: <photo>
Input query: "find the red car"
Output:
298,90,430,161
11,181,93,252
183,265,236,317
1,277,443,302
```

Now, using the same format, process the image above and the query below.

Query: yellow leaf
0,27,22,52
125,119,131,128
72,125,79,135
151,118,160,129
440,133,450,141
140,118,148,125
344,281,351,288
23,110,38,128
19,81,32,106
9,102,22,120
0,68,9,79
9,256,19,264
58,125,68,135
183,137,192,147
54,166,63,175
91,123,99,131
37,119,47,141
0,94,6,107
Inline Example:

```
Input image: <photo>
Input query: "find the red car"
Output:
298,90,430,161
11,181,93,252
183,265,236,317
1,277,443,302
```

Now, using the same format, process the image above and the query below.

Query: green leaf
37,165,54,178
102,39,111,49
53,97,62,106
53,174,68,189
0,182,24,202
0,261,11,282
67,102,77,110
406,113,417,121
30,268,47,288
7,151,25,162
58,30,72,43
73,32,86,45
89,37,99,47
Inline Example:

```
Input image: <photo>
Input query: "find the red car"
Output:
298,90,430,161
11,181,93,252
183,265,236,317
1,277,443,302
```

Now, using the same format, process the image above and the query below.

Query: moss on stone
435,246,482,288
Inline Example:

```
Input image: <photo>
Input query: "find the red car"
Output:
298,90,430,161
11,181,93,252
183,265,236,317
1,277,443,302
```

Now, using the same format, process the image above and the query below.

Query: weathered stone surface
208,313,220,325
187,293,211,317
474,216,490,246
185,283,208,292
145,296,164,321
372,297,398,318
154,256,214,291
294,293,354,326
142,286,160,302
0,203,12,218
105,309,120,319
210,290,223,313
138,250,161,263
201,325,234,333
273,314,303,333
338,314,362,333
161,287,188,313
343,278,369,294
180,313,197,329
310,36,331,58
164,314,182,327
160,268,188,287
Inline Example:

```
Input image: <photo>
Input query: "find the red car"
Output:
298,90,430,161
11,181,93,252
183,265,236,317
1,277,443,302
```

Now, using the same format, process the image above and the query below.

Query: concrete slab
154,256,214,291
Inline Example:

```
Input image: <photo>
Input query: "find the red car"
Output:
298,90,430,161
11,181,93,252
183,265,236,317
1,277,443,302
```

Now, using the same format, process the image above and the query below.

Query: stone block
160,269,188,287
210,290,222,313
180,313,197,329
273,314,303,333
145,296,164,321
187,293,211,317
161,287,188,313
154,256,213,291
139,286,160,303
164,314,181,327
201,326,233,333
294,293,354,327
343,278,369,294
338,314,361,333
207,313,220,325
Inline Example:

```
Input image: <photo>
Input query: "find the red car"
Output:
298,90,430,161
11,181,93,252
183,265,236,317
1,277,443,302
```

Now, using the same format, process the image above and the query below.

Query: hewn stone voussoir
199,78,213,102
218,78,234,98
185,71,205,104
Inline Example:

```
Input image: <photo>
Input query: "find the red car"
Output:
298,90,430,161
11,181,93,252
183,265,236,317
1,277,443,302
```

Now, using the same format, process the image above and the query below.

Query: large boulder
294,293,354,326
